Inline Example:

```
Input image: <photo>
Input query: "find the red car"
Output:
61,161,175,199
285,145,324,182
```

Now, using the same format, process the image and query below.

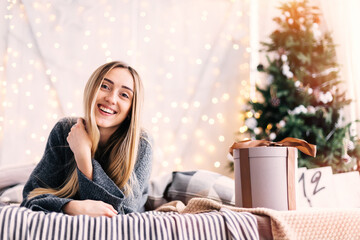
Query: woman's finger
100,203,117,217
109,207,118,215
103,202,118,214
104,209,117,218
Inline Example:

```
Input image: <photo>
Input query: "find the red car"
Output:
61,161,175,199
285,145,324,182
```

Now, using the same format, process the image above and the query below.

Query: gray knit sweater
21,117,153,214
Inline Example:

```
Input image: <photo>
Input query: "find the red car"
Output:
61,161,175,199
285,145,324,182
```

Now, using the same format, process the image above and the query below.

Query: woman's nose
104,91,116,104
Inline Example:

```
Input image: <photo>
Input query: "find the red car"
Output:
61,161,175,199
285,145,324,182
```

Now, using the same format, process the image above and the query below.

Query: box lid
233,146,291,158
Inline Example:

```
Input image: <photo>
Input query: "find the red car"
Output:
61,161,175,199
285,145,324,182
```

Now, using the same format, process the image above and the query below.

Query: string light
239,126,248,133
195,155,203,164
182,103,189,109
193,101,201,108
151,117,158,124
163,117,170,123
246,111,253,118
181,117,188,124
170,102,178,108
208,145,215,152
212,97,219,104
0,0,251,177
166,73,172,79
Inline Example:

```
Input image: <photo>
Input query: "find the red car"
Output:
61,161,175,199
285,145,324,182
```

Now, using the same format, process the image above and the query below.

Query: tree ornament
270,86,280,107
341,154,352,164
270,97,281,107
313,88,321,102
257,64,265,72
254,127,261,135
348,141,355,151
278,47,286,56
245,117,258,129
269,132,276,140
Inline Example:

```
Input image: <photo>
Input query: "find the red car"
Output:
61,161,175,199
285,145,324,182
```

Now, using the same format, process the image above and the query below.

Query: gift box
230,138,316,211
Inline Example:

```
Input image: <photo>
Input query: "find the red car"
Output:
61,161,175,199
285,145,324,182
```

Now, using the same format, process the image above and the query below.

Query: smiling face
94,67,134,138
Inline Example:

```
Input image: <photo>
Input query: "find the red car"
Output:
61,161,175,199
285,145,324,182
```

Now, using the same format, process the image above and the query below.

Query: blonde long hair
28,61,143,198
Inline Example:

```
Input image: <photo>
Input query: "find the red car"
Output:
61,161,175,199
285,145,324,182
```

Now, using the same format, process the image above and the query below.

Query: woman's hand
62,200,118,217
67,118,93,179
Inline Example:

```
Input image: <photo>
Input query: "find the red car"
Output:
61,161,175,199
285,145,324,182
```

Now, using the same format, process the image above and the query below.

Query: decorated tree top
243,0,360,173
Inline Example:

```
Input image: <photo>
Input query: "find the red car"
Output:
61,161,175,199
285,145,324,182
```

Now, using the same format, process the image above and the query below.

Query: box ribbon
229,137,316,157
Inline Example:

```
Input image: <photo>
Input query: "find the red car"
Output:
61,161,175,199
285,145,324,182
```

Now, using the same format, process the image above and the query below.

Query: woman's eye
120,93,129,99
101,84,110,90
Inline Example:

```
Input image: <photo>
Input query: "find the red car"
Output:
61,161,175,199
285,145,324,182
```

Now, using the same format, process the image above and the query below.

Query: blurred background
0,0,359,177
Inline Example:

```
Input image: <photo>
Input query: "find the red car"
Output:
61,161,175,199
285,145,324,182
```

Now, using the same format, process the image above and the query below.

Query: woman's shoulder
137,129,153,166
44,117,78,147
139,129,153,148
51,117,78,134
57,117,78,126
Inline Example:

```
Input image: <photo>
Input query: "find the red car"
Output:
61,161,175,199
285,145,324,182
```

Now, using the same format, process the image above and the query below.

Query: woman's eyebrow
103,78,114,85
122,85,133,93
104,78,133,93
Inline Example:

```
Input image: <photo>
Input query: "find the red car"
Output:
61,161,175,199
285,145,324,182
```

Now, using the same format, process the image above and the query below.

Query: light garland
0,0,253,177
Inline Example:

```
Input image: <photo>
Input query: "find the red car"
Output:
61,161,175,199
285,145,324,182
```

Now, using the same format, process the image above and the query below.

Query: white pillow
0,184,24,204
145,170,235,210
0,162,36,189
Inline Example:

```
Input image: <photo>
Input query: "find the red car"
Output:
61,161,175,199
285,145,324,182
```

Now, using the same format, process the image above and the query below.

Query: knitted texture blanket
156,198,360,240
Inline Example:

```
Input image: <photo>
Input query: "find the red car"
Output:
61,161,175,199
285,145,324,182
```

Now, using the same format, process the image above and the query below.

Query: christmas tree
243,0,360,173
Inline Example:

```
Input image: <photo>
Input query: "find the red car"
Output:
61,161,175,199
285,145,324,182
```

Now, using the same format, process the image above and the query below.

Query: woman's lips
98,104,117,115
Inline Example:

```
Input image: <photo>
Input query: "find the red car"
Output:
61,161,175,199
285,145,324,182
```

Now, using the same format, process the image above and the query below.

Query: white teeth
99,105,115,114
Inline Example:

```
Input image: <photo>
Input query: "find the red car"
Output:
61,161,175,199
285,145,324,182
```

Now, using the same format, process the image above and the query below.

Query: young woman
21,61,153,217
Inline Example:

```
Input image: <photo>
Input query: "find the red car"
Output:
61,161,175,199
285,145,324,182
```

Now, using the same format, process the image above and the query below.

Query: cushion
0,184,24,204
0,162,36,189
0,162,36,205
146,170,235,210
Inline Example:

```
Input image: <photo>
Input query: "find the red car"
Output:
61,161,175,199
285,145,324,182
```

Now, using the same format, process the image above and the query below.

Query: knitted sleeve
20,118,76,213
124,132,153,213
77,131,153,214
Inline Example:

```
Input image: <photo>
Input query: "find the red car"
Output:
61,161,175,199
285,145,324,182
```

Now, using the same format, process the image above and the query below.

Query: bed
1,165,359,240
0,166,264,240
0,205,260,240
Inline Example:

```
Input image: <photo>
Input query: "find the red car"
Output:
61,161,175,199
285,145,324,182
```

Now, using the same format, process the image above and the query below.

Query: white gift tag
297,166,337,208
333,171,360,208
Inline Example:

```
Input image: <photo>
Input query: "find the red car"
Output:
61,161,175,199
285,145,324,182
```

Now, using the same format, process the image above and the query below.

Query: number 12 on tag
297,167,337,208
